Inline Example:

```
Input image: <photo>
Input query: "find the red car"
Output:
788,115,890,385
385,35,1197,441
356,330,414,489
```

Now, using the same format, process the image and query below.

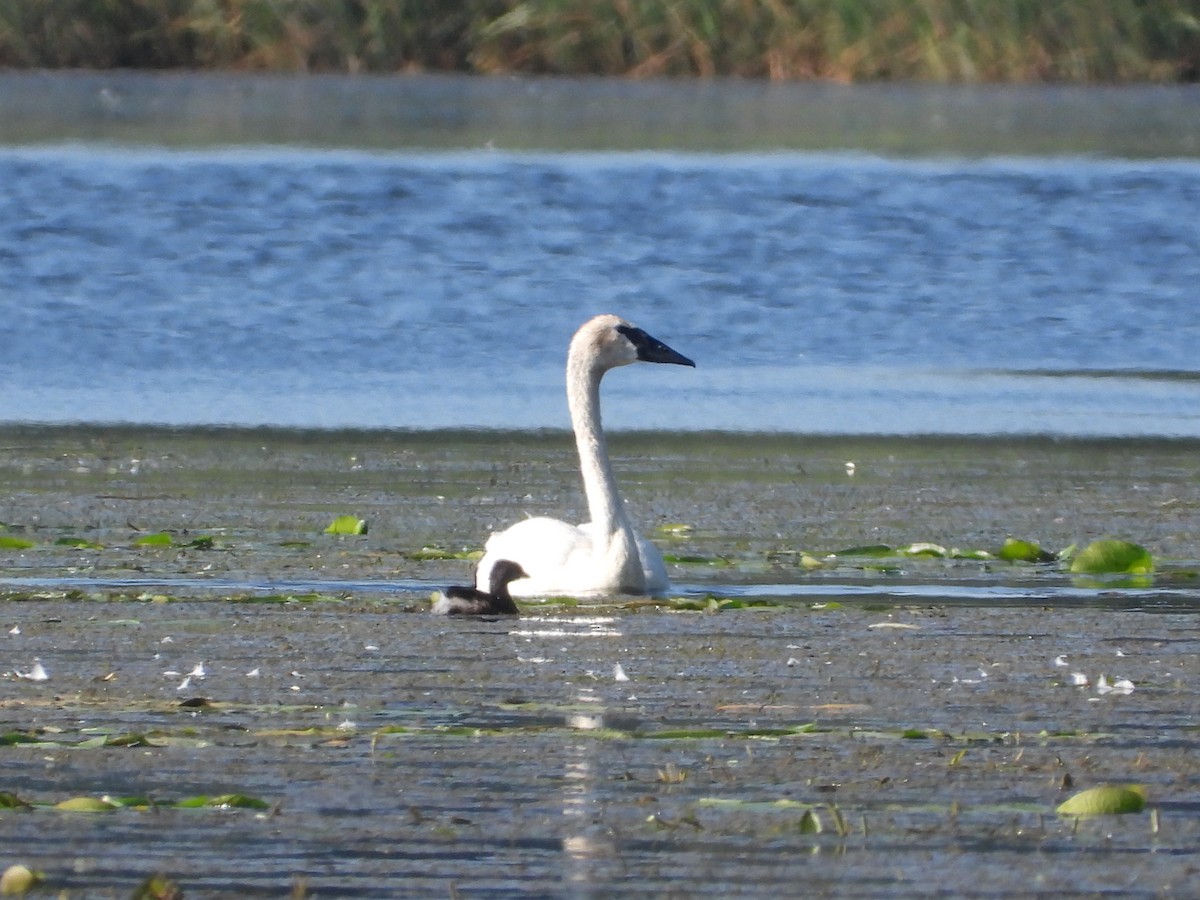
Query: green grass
0,0,1197,82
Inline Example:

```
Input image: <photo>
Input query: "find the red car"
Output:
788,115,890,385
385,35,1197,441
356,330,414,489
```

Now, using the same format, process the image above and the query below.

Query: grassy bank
1,0,1198,82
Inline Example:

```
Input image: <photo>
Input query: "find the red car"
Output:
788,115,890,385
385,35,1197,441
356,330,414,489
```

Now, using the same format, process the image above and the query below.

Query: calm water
3,83,1200,436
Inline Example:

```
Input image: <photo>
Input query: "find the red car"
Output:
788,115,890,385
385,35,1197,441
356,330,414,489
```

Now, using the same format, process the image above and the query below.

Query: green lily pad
55,536,103,549
655,523,694,535
0,536,35,550
832,544,894,557
0,792,32,810
324,515,368,535
900,542,947,557
134,532,173,547
997,537,1056,563
1,864,42,895
54,796,117,812
174,793,270,810
1057,784,1146,817
1068,540,1153,575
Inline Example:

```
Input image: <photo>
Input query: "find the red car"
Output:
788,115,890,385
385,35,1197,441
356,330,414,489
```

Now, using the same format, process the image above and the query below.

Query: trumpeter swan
432,559,527,616
474,314,694,597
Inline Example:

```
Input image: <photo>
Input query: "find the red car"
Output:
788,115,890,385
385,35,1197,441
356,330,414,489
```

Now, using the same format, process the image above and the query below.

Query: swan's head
572,314,696,373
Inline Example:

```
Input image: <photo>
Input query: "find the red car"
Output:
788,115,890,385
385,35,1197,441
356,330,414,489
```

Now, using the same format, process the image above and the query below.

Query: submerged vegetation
0,0,1197,82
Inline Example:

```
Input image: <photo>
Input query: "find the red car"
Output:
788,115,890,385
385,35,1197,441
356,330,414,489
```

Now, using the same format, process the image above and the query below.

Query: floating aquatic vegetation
134,532,173,547
1069,539,1154,575
0,536,35,550
1057,784,1146,817
2,788,270,814
54,796,117,812
0,864,42,895
55,535,105,549
132,874,183,900
324,515,368,535
996,537,1056,563
655,522,694,536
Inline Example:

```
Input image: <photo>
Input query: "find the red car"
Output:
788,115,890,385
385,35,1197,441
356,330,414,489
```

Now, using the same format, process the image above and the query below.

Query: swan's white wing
475,517,595,597
475,516,670,597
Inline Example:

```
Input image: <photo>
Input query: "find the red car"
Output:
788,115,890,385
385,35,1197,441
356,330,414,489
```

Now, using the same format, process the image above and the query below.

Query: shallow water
1,427,1199,895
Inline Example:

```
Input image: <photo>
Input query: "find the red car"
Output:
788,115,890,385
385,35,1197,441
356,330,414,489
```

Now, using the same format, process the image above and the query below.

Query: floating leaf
832,544,894,557
134,532,172,547
55,536,103,549
186,535,216,550
950,548,992,560
211,793,271,809
1069,540,1153,575
655,523,694,535
997,537,1055,563
132,874,183,900
324,516,367,535
54,796,117,812
0,733,38,747
1,864,41,895
900,542,947,557
1057,784,1146,817
174,793,270,810
798,809,822,834
0,791,32,810
0,536,35,550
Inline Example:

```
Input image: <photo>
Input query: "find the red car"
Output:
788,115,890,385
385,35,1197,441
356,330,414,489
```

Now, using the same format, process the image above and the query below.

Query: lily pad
832,544,894,558
655,523,694,535
0,536,35,550
900,542,947,557
55,536,103,549
54,796,117,812
1068,540,1153,575
324,515,368,535
1,864,41,895
134,532,173,547
1056,784,1146,817
997,537,1056,563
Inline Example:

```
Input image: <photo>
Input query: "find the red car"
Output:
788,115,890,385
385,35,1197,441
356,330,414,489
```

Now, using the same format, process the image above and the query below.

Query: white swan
474,314,694,598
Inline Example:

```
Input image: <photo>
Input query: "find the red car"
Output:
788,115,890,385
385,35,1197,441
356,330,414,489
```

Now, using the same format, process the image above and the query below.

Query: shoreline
2,71,1198,156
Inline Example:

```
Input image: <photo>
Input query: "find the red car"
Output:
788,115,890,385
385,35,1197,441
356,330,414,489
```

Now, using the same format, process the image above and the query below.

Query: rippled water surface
3,144,1200,436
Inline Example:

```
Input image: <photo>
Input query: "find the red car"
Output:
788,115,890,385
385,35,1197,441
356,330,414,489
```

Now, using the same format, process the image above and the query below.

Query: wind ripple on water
3,148,1200,435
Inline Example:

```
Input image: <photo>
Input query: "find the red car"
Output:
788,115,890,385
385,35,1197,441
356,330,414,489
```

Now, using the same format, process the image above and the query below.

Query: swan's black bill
617,325,696,368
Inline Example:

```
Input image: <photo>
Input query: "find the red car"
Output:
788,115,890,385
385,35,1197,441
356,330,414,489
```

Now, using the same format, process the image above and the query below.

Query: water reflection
562,689,621,894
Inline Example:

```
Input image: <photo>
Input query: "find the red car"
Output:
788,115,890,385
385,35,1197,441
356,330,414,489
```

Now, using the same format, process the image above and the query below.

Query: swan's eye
615,324,647,345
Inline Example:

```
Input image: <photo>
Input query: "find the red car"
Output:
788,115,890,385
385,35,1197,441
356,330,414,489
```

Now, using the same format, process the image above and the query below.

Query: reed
0,0,1196,81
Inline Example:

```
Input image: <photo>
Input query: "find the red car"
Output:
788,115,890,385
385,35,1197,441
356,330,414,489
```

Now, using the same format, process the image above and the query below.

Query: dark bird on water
431,559,527,616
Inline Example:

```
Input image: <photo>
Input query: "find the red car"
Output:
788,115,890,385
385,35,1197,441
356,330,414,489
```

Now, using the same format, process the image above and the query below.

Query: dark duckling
431,559,527,616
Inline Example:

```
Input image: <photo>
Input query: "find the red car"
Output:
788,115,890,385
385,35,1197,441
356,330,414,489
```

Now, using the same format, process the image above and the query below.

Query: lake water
3,75,1200,437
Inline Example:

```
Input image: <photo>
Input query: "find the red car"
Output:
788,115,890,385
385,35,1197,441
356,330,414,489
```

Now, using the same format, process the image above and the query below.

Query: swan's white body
475,314,694,598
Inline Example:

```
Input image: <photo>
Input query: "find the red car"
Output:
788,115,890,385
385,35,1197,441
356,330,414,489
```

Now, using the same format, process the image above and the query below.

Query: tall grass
1,0,1197,81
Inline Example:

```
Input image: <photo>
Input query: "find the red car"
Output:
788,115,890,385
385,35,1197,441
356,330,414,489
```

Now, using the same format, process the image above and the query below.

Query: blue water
3,145,1200,436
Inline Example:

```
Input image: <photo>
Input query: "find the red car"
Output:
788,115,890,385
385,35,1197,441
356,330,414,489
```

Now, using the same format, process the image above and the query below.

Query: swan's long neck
567,354,641,586
567,356,627,536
